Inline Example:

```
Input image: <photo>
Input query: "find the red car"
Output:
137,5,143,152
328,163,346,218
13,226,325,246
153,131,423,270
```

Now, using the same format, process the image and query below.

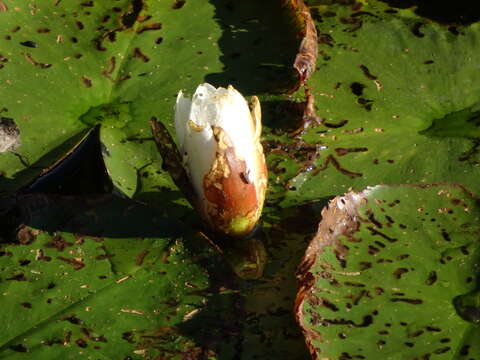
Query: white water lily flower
175,83,267,238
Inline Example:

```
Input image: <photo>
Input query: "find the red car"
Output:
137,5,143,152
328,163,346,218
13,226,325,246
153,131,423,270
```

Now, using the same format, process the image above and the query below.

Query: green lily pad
0,0,299,197
3,0,480,359
296,184,480,359
274,0,480,205
0,193,236,359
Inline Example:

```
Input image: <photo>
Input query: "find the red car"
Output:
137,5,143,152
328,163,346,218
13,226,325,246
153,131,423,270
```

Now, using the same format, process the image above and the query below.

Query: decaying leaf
283,0,318,92
296,184,480,359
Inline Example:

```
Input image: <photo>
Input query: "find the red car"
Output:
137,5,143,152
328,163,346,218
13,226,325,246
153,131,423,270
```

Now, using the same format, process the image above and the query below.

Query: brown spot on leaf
20,41,38,48
342,127,363,134
95,254,114,260
359,65,377,80
20,302,32,308
171,0,186,9
358,261,372,270
433,347,451,354
45,235,72,251
75,338,88,348
426,271,437,285
136,22,162,34
7,273,27,281
81,76,92,88
314,154,362,178
133,47,150,62
62,314,84,325
321,297,339,312
335,147,368,156
351,82,366,96
94,37,107,51
391,298,423,305
324,119,348,128
368,245,380,255
366,211,382,228
409,330,424,337
81,328,107,343
460,345,470,356
75,20,85,30
138,15,152,22
37,28,51,34
135,249,150,266
23,53,51,69
36,249,51,262
58,256,85,270
412,22,425,37
122,331,135,343
101,56,116,79
440,229,451,242
367,226,397,242
393,268,409,279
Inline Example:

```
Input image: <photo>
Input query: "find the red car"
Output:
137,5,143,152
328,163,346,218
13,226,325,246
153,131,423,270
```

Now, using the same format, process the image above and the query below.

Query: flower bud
175,83,267,238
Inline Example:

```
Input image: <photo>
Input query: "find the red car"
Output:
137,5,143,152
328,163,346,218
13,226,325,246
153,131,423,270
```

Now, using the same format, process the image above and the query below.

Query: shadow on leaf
205,0,298,95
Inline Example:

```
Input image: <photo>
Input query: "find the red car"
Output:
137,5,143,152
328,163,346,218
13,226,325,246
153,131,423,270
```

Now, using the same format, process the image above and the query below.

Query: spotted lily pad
274,0,480,205
0,193,233,359
296,184,480,359
0,0,299,196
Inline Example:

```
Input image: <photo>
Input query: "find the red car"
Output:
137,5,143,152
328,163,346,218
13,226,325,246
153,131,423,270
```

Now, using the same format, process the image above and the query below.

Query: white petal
214,86,259,185
182,85,218,204
174,91,191,152
195,83,217,97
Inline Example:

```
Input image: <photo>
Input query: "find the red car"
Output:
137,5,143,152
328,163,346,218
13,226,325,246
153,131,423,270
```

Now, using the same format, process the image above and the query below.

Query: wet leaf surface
296,184,480,359
0,0,299,195
274,0,480,205
0,0,479,359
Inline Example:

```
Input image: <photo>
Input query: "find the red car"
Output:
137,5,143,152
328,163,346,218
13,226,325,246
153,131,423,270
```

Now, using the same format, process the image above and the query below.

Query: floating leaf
0,0,299,197
274,0,480,205
0,193,236,358
296,184,480,359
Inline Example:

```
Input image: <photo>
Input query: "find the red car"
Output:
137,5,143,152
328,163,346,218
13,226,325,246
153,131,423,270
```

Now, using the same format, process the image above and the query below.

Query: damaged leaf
296,184,480,359
275,0,480,205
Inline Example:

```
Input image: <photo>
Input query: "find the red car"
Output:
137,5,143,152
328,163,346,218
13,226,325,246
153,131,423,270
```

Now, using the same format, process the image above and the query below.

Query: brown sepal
203,126,260,237
150,117,197,206
284,0,318,93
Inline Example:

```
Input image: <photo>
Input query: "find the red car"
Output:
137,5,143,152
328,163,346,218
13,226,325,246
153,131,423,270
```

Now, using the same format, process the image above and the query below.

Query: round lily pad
275,0,480,205
0,193,226,359
296,184,480,359
0,0,299,198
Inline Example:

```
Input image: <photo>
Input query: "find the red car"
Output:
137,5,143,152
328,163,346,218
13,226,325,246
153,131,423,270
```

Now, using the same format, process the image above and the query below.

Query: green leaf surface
0,194,229,359
0,0,298,196
297,184,480,359
274,0,480,205
2,0,480,359
0,190,315,359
